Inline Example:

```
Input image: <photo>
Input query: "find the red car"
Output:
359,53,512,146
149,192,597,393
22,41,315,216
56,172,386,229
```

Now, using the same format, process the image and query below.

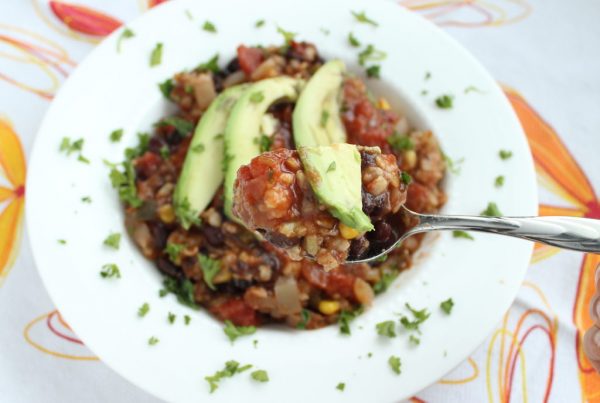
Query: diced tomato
135,151,162,178
171,136,191,171
341,78,399,151
210,297,259,326
237,45,264,75
301,264,356,300
405,182,430,213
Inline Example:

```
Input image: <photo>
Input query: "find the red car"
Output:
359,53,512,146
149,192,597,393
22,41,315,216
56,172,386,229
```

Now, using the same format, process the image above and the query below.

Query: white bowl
26,0,537,401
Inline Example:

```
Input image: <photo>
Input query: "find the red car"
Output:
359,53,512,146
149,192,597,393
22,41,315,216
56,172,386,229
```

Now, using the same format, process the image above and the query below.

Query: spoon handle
415,214,600,253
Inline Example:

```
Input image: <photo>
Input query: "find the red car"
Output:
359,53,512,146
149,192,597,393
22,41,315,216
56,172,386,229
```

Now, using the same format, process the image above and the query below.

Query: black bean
149,222,168,250
148,136,165,154
261,253,281,272
231,278,253,290
360,150,377,168
201,225,224,247
157,257,183,279
349,236,370,259
263,231,299,248
372,221,392,243
225,57,240,73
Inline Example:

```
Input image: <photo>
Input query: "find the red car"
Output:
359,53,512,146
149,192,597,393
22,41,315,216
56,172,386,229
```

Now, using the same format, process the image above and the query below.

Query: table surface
1,0,599,402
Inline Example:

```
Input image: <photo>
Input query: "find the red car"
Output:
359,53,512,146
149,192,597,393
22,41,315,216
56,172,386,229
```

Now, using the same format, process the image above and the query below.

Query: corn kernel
318,300,341,315
378,98,391,110
339,222,360,239
157,204,175,223
403,150,417,170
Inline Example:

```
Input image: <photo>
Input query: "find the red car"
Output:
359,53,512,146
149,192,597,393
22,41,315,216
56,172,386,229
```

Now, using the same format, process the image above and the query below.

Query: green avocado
223,76,303,219
174,84,249,216
298,144,373,232
293,60,347,147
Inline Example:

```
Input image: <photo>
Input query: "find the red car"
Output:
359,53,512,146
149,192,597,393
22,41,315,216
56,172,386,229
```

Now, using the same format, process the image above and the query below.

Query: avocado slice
298,144,373,232
223,76,303,219
174,84,249,216
293,60,347,147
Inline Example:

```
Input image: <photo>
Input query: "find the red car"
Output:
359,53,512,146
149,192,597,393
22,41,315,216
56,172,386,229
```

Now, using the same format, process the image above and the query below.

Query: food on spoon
232,144,408,270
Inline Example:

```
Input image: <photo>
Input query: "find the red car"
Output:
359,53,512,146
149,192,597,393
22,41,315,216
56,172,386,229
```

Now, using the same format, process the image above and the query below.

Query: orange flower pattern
0,117,26,287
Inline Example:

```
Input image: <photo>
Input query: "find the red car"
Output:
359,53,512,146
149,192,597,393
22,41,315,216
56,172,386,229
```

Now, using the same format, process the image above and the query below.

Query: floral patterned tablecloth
1,1,599,401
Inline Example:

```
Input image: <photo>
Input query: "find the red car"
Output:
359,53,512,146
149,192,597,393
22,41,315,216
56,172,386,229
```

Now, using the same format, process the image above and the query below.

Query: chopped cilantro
442,152,464,175
185,9,193,20
168,312,176,324
100,263,121,279
320,110,330,128
373,270,398,294
60,137,83,155
105,159,142,208
148,336,159,346
184,315,191,325
296,309,310,329
223,320,256,342
358,44,386,66
58,239,66,245
374,254,388,263
250,91,265,103
421,89,428,96
481,202,502,217
367,352,373,358
320,27,330,35
499,149,513,160
116,28,135,53
401,172,412,185
253,339,258,348
150,43,163,67
195,53,220,73
254,135,272,153
192,143,205,153
452,230,474,240
348,32,360,47
255,19,265,28
165,243,184,263
173,197,201,229
276,26,296,44
161,277,200,310
202,21,217,33
158,78,174,99
376,320,397,338
409,334,420,345
198,253,221,290
366,65,380,78
339,306,363,335
327,161,336,173
336,382,345,391
138,303,150,317
109,129,123,142
156,116,194,136
351,10,378,26
440,298,454,314
159,145,170,160
159,288,168,297
399,303,430,332
388,355,401,374
435,94,454,109
251,370,269,383
495,175,505,187
60,138,89,163
81,196,92,203
386,133,414,151
464,85,483,94
425,71,431,80
205,361,252,393
103,232,121,249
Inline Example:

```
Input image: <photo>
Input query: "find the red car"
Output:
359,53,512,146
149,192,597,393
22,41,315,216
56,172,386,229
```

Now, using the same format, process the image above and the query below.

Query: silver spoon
349,205,600,263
